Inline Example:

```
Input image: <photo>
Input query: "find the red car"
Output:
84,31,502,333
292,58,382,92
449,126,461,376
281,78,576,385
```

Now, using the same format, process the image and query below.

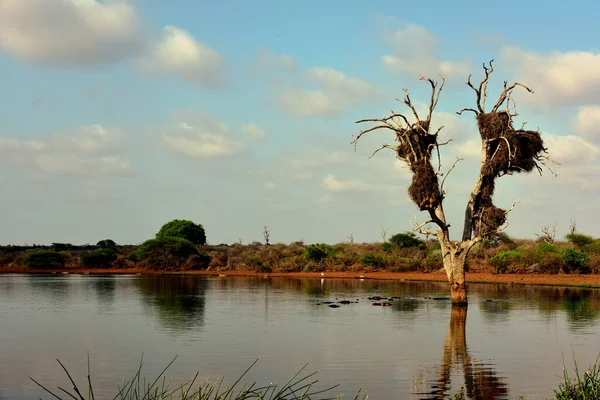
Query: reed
30,353,368,400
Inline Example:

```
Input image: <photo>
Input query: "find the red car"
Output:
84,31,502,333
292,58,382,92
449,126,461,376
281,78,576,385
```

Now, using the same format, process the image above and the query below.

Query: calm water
1,274,600,399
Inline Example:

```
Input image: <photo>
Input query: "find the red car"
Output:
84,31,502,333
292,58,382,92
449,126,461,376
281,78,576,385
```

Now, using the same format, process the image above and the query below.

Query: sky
0,0,599,246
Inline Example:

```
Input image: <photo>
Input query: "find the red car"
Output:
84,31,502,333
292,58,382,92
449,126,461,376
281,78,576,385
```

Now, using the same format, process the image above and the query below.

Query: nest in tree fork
475,205,507,237
390,120,442,211
477,112,546,176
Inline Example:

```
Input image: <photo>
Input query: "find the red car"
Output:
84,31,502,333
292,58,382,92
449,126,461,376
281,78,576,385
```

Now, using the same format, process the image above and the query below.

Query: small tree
353,60,557,305
156,219,206,246
97,239,117,249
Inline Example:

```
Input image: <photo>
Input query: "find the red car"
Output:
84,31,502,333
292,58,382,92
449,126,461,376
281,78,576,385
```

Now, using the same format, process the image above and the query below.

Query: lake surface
1,274,600,399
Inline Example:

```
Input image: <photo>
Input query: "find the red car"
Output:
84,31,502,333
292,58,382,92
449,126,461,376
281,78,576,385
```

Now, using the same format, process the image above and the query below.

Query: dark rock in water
315,303,322,305
338,300,352,305
322,301,334,304
432,297,450,301
328,304,341,308
486,299,494,302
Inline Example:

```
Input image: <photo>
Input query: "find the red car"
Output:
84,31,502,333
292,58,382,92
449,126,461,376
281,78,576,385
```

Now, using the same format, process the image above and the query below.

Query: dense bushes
81,248,118,268
562,249,590,274
305,243,333,263
156,219,206,246
129,237,209,271
22,251,66,269
4,222,600,275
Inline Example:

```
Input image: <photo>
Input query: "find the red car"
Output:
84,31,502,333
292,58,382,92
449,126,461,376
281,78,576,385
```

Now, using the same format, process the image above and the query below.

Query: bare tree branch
410,217,438,237
457,108,479,115
440,157,463,195
369,144,397,158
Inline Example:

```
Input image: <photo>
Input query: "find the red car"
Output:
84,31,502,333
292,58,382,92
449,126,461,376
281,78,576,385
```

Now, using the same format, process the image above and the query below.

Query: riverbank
2,266,600,287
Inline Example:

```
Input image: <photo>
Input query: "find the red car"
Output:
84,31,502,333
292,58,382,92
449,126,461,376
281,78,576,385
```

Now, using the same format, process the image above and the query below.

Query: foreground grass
30,355,368,400
30,352,600,400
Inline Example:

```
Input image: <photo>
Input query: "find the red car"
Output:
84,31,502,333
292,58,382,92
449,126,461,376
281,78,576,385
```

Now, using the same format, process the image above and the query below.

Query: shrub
52,243,72,252
423,250,443,272
305,243,333,263
22,251,66,269
156,219,207,246
279,255,305,272
566,233,594,248
133,237,201,270
388,232,425,249
184,254,212,270
537,252,564,274
562,248,590,274
386,256,420,272
81,248,118,268
490,249,522,274
360,253,386,268
97,239,117,249
537,242,561,254
583,240,600,254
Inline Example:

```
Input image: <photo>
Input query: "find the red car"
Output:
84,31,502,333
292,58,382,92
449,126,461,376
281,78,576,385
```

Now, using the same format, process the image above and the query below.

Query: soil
2,267,600,287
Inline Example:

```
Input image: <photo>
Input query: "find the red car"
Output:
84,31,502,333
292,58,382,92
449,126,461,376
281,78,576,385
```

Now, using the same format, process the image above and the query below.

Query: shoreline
2,267,600,288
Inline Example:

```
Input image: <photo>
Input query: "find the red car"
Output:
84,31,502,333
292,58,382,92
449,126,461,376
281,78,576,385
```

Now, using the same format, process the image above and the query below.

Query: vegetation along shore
2,218,600,288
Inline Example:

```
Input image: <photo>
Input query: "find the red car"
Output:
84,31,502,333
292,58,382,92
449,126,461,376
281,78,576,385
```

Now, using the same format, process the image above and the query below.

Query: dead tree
263,225,271,246
353,60,556,305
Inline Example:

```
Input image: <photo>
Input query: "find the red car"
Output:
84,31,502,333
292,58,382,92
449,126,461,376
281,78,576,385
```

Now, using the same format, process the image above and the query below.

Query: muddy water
0,274,599,399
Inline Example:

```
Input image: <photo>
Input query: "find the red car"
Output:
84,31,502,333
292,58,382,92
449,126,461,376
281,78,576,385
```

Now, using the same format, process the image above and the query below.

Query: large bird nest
408,159,442,211
477,111,546,176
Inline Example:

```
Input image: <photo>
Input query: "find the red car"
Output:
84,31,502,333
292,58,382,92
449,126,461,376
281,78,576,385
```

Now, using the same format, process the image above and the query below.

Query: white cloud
381,24,469,78
139,26,226,87
157,112,244,158
544,134,600,165
0,125,131,176
250,49,298,72
500,47,600,106
0,0,142,66
278,67,382,117
576,106,600,140
241,123,267,140
321,175,371,192
455,139,481,158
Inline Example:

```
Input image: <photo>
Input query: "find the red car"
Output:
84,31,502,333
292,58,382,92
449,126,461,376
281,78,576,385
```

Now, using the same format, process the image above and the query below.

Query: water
0,274,599,399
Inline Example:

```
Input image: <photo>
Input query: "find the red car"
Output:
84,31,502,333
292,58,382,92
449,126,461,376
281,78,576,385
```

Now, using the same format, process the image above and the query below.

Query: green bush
388,232,425,249
81,248,118,268
52,243,72,252
305,243,333,263
566,233,594,248
562,248,590,274
22,251,66,269
537,242,561,254
490,249,522,274
156,219,207,246
537,252,564,274
133,237,203,270
423,250,444,272
97,239,117,249
360,253,386,268
583,240,600,254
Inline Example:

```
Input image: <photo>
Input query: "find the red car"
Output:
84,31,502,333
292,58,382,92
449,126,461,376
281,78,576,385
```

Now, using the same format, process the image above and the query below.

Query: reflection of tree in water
479,300,512,324
136,276,208,333
417,307,508,400
535,287,600,330
26,275,71,303
88,276,116,306
562,289,600,329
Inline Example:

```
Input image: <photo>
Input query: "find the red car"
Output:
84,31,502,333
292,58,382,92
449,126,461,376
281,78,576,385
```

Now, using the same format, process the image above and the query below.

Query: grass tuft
30,354,368,400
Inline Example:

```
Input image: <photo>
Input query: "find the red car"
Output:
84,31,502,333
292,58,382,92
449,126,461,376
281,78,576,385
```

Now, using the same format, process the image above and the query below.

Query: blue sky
1,0,599,245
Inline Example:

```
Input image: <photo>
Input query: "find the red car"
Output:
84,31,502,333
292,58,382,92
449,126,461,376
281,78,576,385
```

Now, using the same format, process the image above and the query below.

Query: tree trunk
439,239,469,306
